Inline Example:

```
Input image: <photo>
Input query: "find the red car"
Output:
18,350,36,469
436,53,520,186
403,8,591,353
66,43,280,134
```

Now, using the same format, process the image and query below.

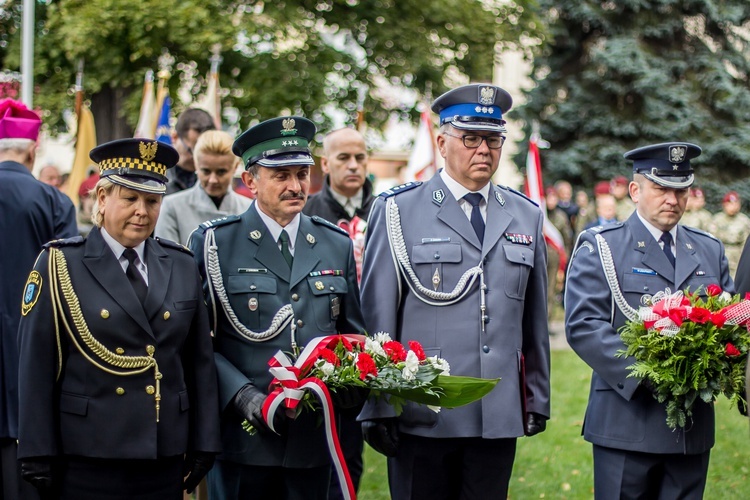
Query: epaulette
43,235,84,249
198,215,241,232
155,237,194,256
496,184,539,207
682,225,720,242
378,181,422,198
587,222,623,234
310,216,348,236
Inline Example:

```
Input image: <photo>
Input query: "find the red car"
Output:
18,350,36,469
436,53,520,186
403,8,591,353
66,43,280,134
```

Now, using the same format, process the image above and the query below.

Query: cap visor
108,175,166,194
644,173,694,190
450,121,506,133
256,152,315,168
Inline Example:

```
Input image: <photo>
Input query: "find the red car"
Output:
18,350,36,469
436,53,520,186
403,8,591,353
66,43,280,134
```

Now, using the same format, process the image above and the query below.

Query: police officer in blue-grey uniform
189,116,365,500
358,84,551,499
17,138,221,499
0,98,77,500
565,142,734,499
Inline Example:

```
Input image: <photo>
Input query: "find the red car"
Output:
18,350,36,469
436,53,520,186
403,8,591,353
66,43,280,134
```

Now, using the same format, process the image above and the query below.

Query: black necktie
463,193,485,242
123,248,148,304
659,232,675,268
278,230,293,268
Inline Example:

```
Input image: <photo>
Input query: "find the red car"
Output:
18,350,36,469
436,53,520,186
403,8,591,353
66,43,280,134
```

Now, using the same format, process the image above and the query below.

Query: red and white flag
525,136,567,269
403,109,437,182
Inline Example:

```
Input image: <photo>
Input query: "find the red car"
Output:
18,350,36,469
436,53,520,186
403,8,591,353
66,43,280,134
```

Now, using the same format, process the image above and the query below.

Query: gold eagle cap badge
139,141,158,162
281,118,297,136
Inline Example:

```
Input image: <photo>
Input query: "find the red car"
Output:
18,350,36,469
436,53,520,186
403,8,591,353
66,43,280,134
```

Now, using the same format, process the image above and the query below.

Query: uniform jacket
17,227,221,460
358,174,551,439
0,160,77,440
565,213,733,454
303,175,376,224
189,203,365,468
155,182,252,245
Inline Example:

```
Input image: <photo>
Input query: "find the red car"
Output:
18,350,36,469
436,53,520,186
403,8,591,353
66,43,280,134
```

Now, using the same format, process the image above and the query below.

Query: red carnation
383,341,407,362
706,284,722,297
340,336,354,352
745,292,750,301
408,340,426,361
711,312,726,327
688,307,712,324
356,353,378,380
725,343,741,357
319,348,340,366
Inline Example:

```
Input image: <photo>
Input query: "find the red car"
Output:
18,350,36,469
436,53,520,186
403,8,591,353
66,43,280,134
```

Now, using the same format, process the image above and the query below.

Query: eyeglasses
443,132,505,149
179,137,193,155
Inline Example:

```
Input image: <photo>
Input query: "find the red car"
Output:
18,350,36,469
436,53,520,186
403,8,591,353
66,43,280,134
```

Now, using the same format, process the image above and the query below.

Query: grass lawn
358,349,750,499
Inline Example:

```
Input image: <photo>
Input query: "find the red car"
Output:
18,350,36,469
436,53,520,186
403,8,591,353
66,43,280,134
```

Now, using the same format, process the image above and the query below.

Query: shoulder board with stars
199,215,241,231
310,215,349,236
42,235,84,249
682,225,720,242
496,184,538,207
586,222,623,234
378,181,422,198
155,237,194,255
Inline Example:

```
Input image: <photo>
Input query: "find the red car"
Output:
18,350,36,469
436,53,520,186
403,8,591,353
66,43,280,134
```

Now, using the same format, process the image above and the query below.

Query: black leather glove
20,457,54,497
234,384,271,433
738,399,748,417
525,412,547,437
183,451,216,493
330,386,369,411
362,418,399,457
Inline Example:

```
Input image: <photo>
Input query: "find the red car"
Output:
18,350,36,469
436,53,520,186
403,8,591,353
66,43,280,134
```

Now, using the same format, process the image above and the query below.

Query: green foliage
1,0,543,135
514,0,750,197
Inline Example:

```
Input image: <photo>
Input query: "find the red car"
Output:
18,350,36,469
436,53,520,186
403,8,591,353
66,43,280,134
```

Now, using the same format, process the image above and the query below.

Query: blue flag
155,95,172,145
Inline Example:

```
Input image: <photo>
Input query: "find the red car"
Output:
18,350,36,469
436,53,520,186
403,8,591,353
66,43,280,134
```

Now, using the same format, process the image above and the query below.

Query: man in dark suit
189,116,365,499
0,99,76,499
358,84,551,499
565,142,733,499
17,138,220,499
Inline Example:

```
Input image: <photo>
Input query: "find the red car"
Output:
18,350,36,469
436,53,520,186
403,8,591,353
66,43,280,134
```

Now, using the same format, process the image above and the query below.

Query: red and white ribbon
639,289,691,336
262,334,366,500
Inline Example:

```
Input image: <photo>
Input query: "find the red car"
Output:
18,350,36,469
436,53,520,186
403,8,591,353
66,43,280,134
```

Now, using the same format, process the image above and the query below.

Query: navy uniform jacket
189,203,365,468
0,160,76,440
359,174,551,439
565,213,733,454
17,227,221,460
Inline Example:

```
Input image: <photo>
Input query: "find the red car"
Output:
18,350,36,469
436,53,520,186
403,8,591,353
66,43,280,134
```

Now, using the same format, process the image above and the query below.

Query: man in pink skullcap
0,98,76,499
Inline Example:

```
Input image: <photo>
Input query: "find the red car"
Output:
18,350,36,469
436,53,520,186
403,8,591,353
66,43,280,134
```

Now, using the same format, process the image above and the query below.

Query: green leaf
379,375,500,409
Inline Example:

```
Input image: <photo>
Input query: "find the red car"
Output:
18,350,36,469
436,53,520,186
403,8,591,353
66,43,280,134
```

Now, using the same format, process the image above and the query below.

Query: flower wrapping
243,333,500,499
618,286,750,429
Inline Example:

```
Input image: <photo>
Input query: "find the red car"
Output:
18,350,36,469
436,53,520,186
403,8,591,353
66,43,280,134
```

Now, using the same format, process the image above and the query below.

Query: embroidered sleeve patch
21,270,42,316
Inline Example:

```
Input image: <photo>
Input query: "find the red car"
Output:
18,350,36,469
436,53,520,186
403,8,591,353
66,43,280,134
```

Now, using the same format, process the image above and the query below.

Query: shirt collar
439,169,490,202
636,211,677,243
255,204,301,250
330,186,364,212
100,227,147,262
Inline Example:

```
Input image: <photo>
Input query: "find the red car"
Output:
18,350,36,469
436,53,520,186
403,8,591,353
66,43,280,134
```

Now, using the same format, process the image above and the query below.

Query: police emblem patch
432,189,445,205
479,86,495,105
495,191,505,206
669,146,686,164
307,233,316,245
21,270,42,316
249,230,262,240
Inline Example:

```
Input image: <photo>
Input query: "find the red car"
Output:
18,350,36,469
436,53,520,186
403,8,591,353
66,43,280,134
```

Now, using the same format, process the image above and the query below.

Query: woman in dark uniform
16,138,221,500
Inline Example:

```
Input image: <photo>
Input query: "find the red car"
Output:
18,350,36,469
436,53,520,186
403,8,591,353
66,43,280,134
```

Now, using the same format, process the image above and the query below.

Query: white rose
365,338,386,358
720,291,732,303
319,361,335,379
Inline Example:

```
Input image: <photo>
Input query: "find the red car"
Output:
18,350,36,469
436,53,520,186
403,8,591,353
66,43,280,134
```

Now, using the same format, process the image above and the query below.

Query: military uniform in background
681,207,713,232
709,201,750,279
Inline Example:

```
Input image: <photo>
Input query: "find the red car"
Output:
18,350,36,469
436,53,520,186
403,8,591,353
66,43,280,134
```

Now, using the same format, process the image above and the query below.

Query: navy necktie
463,193,485,243
659,231,675,268
278,230,293,268
123,248,148,304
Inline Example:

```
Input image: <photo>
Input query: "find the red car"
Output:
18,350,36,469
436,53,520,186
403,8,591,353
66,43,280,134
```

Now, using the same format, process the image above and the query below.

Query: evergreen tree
514,1,750,208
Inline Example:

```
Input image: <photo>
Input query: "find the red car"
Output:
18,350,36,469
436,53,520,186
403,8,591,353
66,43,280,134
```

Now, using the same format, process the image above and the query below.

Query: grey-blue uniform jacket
17,227,221,460
358,174,551,438
189,203,365,468
565,213,733,454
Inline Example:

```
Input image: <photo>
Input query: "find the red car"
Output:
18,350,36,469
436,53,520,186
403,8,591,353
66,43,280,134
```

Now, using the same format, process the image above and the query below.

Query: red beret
78,173,100,197
690,188,704,198
594,181,611,196
544,186,557,196
612,175,629,186
723,191,740,203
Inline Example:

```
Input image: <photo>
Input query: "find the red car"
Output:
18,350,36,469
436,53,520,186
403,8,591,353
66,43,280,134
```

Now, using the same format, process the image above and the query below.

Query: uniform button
115,387,125,395
296,319,304,328
115,347,125,355
434,253,440,259
617,383,624,389
163,311,170,320
482,345,490,353
145,385,155,395
250,285,257,290
291,294,299,301
100,309,109,319
146,345,155,356
643,286,649,291
330,286,335,291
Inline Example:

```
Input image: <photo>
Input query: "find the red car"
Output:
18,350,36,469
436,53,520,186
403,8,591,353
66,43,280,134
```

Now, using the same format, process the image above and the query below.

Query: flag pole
21,0,34,107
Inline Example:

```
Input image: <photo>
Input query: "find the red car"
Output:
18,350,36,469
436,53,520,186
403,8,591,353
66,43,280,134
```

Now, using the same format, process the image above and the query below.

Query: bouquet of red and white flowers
618,285,750,430
243,333,499,499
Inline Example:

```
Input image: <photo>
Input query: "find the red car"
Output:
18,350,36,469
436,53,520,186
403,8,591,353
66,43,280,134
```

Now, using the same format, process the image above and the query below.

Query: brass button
146,345,155,356
145,385,155,395
100,309,109,319
163,311,170,320
291,293,299,301
296,319,304,328
115,347,125,355
115,387,125,395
